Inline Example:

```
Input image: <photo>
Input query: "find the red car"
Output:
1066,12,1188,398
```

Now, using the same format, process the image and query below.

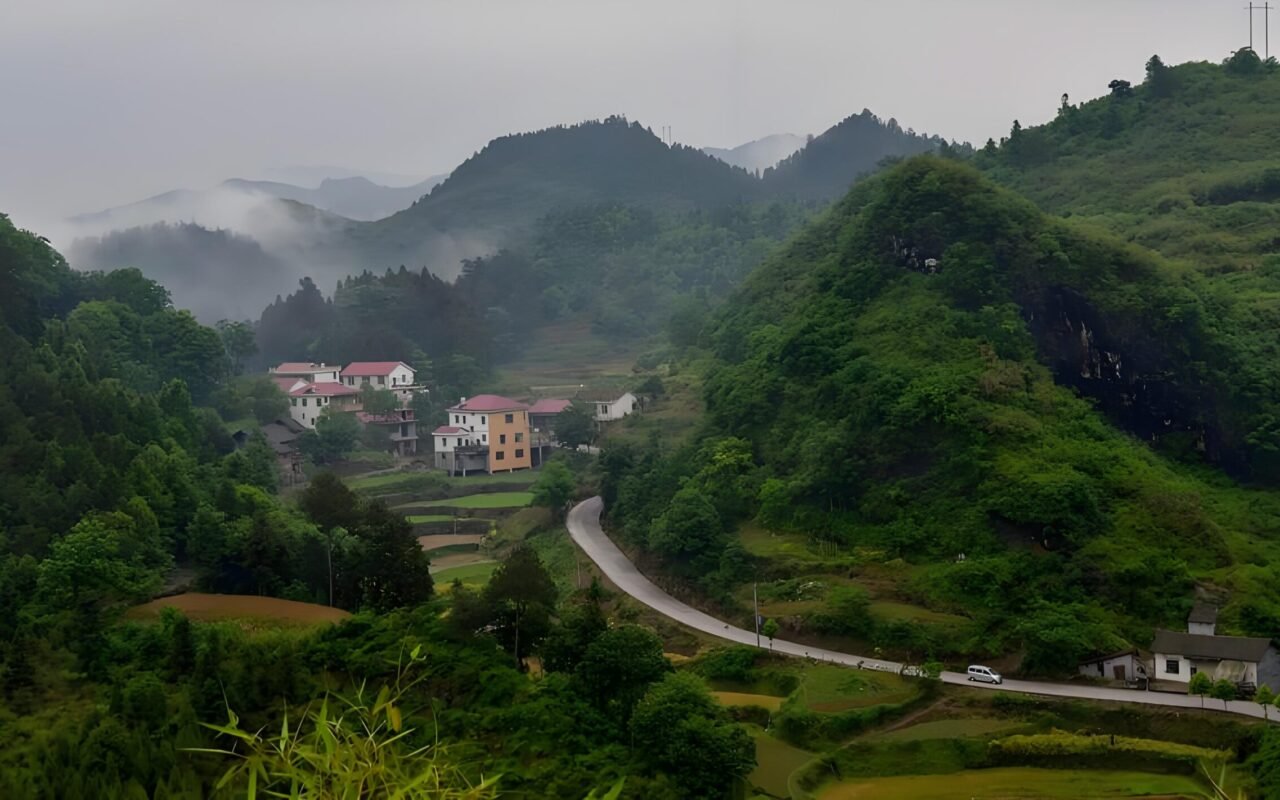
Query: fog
0,0,1248,233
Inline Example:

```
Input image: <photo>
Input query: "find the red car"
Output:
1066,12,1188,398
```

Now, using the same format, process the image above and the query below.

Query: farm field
868,600,969,626
745,726,815,798
433,561,499,588
407,514,456,524
417,533,485,550
816,768,1208,799
711,691,785,711
127,593,350,625
796,665,919,712
873,718,1028,742
422,492,534,509
347,470,535,491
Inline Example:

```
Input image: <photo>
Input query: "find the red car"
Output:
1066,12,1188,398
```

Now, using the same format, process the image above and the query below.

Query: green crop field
868,601,969,626
745,727,814,799
433,561,499,588
347,470,535,491
874,718,1028,742
422,492,534,509
795,666,918,713
817,767,1208,799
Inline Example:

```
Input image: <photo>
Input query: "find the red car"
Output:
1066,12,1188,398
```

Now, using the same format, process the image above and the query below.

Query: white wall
289,393,334,429
1189,622,1217,636
593,392,638,422
1153,653,1258,685
1077,654,1141,681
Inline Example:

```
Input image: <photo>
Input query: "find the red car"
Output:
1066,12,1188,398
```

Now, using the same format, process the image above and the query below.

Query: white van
967,665,1003,684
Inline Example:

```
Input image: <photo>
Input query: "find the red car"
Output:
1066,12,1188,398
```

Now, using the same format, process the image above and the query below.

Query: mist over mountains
67,110,951,322
702,133,808,172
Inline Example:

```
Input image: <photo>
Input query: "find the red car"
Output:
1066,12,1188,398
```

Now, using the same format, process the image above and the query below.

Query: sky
0,0,1251,229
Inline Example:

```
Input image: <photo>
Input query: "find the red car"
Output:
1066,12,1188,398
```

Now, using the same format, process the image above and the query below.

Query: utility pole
753,581,761,647
1267,2,1274,58
1249,2,1256,51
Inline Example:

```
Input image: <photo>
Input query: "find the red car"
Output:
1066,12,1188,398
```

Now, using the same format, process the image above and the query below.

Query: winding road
567,496,1275,722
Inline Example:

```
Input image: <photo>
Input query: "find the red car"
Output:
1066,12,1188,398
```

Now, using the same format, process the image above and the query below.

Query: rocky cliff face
1019,285,1242,473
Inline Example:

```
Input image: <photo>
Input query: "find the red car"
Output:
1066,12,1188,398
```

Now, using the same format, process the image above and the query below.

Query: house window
302,398,308,407
515,449,524,458
499,434,507,444
482,434,487,443
495,451,505,461
505,413,514,423
456,439,461,447
377,375,385,385
1166,659,1180,675
515,432,523,443
481,415,487,424
291,398,297,406
599,404,608,415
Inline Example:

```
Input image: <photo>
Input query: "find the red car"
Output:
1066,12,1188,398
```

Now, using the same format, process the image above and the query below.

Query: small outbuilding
1077,649,1146,683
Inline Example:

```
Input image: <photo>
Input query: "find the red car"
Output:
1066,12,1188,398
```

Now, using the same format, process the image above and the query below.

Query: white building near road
583,390,638,423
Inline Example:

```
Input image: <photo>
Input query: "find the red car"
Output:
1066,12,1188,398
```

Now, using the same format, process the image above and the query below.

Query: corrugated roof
528,398,572,414
433,425,465,435
449,394,527,412
342,361,411,377
1188,603,1219,624
1151,629,1271,663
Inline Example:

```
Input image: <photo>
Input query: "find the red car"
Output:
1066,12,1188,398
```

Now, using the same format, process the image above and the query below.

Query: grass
868,601,970,627
421,492,534,509
816,767,1209,799
712,691,786,711
491,315,647,394
407,514,456,524
527,526,588,595
127,593,350,626
417,534,485,551
874,718,1028,742
795,666,919,713
745,726,815,799
432,561,498,588
347,470,534,491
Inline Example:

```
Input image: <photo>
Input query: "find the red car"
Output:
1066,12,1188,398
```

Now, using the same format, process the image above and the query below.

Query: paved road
567,496,1275,722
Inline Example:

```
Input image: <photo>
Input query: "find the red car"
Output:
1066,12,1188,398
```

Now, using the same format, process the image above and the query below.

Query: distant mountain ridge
702,133,808,172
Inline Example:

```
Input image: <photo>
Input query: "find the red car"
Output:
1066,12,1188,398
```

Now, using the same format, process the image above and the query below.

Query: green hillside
605,156,1280,670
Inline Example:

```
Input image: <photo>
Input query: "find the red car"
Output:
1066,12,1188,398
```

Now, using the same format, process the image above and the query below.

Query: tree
1108,78,1134,98
1210,678,1238,709
353,501,433,611
37,511,167,610
647,486,723,575
483,545,558,667
575,624,670,721
761,618,780,645
1255,684,1275,721
554,403,595,448
359,385,400,415
216,320,257,375
532,460,576,520
1225,47,1265,76
1145,54,1175,97
1188,672,1212,708
299,408,360,464
298,472,363,532
630,672,755,798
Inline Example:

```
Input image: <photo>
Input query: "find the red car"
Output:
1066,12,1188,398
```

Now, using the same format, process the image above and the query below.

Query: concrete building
1151,629,1270,688
270,362,341,384
528,398,572,442
581,390,639,423
288,381,360,429
341,361,416,390
1077,649,1146,684
356,408,418,456
433,394,534,475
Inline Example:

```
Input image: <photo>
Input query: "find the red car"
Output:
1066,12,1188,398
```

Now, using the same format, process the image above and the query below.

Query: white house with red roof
270,362,341,384
287,381,359,429
341,362,416,390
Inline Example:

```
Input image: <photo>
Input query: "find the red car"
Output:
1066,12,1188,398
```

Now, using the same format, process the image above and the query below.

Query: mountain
260,164,435,188
71,173,445,229
703,133,808,172
342,116,766,276
761,109,947,200
601,154,1280,676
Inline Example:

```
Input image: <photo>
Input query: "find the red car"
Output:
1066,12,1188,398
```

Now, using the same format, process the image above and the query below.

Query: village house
232,418,307,485
581,389,639,423
288,381,360,429
357,408,418,456
1150,605,1271,691
433,394,552,475
1077,649,1146,684
528,398,571,441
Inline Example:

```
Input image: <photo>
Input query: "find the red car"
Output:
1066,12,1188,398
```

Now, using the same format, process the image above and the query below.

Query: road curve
567,496,1274,722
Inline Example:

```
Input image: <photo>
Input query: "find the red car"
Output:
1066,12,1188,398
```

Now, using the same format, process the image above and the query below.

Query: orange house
486,404,532,472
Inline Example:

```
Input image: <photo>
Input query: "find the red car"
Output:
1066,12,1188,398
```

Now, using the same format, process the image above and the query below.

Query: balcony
456,443,489,456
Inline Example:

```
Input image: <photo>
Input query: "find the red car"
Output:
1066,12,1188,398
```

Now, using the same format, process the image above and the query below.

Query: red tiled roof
433,425,465,435
450,394,527,412
342,361,411,377
274,362,333,374
289,381,358,397
528,398,572,415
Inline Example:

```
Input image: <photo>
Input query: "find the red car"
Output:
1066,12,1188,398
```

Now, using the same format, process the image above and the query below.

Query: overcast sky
0,0,1249,229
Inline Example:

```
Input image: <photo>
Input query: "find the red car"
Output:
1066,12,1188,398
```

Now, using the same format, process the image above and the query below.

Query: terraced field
817,768,1207,799
128,593,350,626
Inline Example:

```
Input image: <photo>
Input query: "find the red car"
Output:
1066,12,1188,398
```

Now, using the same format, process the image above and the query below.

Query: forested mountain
255,200,814,370
761,109,951,200
603,153,1280,673
703,133,808,172
69,222,297,322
